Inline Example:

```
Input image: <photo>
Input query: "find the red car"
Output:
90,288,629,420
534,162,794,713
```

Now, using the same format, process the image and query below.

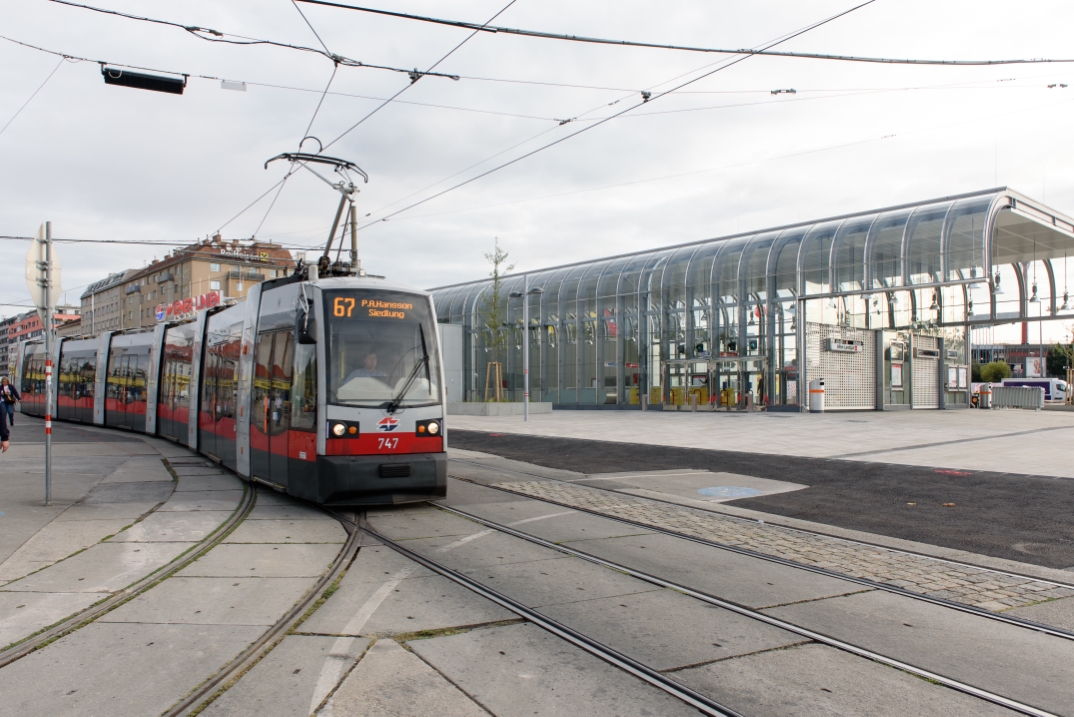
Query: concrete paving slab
79,480,174,504
49,502,158,522
448,498,655,543
673,642,1015,716
107,511,233,543
327,545,437,585
174,474,243,492
156,489,244,512
1004,596,1074,632
1,541,196,593
365,504,440,517
0,622,265,717
323,638,488,717
100,457,174,483
562,532,869,609
366,509,483,541
436,473,531,507
764,589,1074,715
0,591,103,649
224,519,346,544
201,634,371,717
247,504,330,520
0,519,130,582
409,622,703,717
450,553,660,609
305,572,516,637
585,470,808,504
100,576,315,626
177,543,341,578
537,588,806,671
391,531,570,570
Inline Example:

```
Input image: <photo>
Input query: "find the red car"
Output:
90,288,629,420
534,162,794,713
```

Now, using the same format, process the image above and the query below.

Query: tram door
251,331,294,488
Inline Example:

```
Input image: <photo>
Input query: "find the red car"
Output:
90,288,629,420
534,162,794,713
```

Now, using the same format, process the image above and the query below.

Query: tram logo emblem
377,417,399,432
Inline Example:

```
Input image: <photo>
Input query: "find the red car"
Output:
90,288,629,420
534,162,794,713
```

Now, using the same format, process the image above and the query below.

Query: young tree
481,238,514,398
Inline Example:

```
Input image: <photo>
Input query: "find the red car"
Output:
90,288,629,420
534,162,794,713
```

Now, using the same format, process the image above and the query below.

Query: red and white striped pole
43,222,53,506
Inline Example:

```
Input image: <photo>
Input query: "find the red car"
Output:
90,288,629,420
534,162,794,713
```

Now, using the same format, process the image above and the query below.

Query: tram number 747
377,437,399,450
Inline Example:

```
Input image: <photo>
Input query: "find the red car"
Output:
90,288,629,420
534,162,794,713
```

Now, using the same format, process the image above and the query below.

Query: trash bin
808,378,825,413
978,384,991,409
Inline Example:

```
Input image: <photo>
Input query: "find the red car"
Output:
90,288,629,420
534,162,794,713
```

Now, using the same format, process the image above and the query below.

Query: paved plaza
446,407,1074,479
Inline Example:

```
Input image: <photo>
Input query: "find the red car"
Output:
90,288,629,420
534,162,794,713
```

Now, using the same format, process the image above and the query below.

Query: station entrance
663,356,767,410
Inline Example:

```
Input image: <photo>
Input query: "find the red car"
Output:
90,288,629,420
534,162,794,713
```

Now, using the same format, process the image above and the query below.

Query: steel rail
450,458,1074,641
162,508,362,717
436,504,1059,717
354,517,744,717
0,482,256,669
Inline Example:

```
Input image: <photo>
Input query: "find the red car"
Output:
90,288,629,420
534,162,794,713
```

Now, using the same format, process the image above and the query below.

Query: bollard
641,395,648,411
690,394,697,412
808,378,825,413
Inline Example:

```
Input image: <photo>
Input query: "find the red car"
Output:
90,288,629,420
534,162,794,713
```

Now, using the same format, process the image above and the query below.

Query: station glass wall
432,190,1074,406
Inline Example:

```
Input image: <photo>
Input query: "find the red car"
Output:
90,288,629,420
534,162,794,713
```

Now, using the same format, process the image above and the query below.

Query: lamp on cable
993,272,1004,295
1029,282,1040,303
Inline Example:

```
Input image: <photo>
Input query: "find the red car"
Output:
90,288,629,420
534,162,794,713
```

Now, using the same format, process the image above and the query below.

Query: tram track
341,513,744,717
450,457,1074,642
161,509,362,717
354,503,1059,717
0,481,256,669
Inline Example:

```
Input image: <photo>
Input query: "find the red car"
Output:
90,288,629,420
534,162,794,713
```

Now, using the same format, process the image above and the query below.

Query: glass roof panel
801,221,841,295
906,202,952,284
832,216,873,292
867,208,912,289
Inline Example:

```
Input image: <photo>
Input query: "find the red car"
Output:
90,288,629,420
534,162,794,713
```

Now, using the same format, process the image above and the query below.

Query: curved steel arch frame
432,188,1074,409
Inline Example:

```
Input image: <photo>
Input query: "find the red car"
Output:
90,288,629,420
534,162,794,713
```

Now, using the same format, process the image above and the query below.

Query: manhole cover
698,486,762,498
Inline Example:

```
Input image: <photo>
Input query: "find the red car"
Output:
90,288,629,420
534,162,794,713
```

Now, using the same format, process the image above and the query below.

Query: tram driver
343,351,390,385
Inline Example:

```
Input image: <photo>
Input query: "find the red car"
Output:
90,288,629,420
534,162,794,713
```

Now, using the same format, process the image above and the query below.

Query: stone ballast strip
494,480,1074,614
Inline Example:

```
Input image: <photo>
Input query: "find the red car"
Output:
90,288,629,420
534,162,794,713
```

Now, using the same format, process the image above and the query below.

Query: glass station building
431,188,1074,411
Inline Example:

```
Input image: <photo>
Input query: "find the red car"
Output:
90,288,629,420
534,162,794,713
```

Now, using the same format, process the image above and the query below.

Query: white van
1000,378,1069,401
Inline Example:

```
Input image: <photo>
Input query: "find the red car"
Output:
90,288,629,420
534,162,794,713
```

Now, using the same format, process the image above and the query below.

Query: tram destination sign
825,338,864,353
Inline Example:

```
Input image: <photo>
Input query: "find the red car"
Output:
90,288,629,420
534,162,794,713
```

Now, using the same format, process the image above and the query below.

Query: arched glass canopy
432,189,1074,407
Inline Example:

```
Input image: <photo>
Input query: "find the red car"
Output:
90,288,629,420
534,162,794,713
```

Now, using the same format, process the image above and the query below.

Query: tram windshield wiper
386,325,429,414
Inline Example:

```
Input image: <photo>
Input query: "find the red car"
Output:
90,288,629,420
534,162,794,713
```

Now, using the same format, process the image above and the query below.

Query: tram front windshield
325,290,441,409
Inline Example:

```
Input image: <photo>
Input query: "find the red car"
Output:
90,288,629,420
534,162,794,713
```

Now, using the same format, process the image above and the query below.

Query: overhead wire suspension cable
354,0,879,231
0,57,66,138
321,0,520,151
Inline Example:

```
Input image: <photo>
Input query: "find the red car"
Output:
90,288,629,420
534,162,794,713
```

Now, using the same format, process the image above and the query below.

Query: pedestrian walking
0,397,9,453
0,377,18,428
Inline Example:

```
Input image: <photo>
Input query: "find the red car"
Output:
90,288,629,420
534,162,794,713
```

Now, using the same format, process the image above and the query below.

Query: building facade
81,271,135,336
432,188,1074,411
4,307,81,374
78,236,296,337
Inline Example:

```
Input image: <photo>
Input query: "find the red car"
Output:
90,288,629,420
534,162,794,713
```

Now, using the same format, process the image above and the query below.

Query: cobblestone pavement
494,480,1074,614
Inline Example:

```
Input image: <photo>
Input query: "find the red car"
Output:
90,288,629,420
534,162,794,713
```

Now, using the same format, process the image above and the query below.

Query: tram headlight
331,423,347,437
417,419,440,435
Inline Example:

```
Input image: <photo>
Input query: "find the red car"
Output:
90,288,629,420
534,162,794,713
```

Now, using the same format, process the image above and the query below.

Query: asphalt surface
449,429,1074,570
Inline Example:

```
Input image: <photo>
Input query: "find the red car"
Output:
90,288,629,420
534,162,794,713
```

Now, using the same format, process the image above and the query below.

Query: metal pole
348,203,359,271
523,274,529,422
322,192,349,261
44,222,53,506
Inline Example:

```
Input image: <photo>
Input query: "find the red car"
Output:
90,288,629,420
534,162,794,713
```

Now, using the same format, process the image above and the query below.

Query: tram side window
291,342,317,431
270,330,293,436
252,333,273,432
202,346,219,419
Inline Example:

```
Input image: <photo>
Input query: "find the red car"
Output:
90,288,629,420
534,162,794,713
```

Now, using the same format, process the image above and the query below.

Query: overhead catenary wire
295,0,1074,68
47,0,460,81
353,0,880,231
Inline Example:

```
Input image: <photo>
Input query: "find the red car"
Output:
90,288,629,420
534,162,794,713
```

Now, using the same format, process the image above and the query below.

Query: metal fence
991,385,1044,410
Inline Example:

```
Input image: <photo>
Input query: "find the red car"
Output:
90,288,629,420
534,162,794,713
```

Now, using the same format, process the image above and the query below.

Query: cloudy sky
3,0,1074,339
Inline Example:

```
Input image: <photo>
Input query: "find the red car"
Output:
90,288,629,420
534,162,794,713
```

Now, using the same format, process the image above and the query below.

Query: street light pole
523,274,530,422
44,222,54,506
512,281,544,422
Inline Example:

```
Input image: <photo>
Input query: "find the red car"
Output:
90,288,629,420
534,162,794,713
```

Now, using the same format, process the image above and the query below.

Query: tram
16,265,448,505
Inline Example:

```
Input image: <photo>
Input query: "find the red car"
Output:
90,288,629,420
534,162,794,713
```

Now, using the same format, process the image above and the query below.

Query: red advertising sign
156,291,221,321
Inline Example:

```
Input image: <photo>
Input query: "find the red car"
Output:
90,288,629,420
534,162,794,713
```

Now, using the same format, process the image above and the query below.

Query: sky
2,0,1074,342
